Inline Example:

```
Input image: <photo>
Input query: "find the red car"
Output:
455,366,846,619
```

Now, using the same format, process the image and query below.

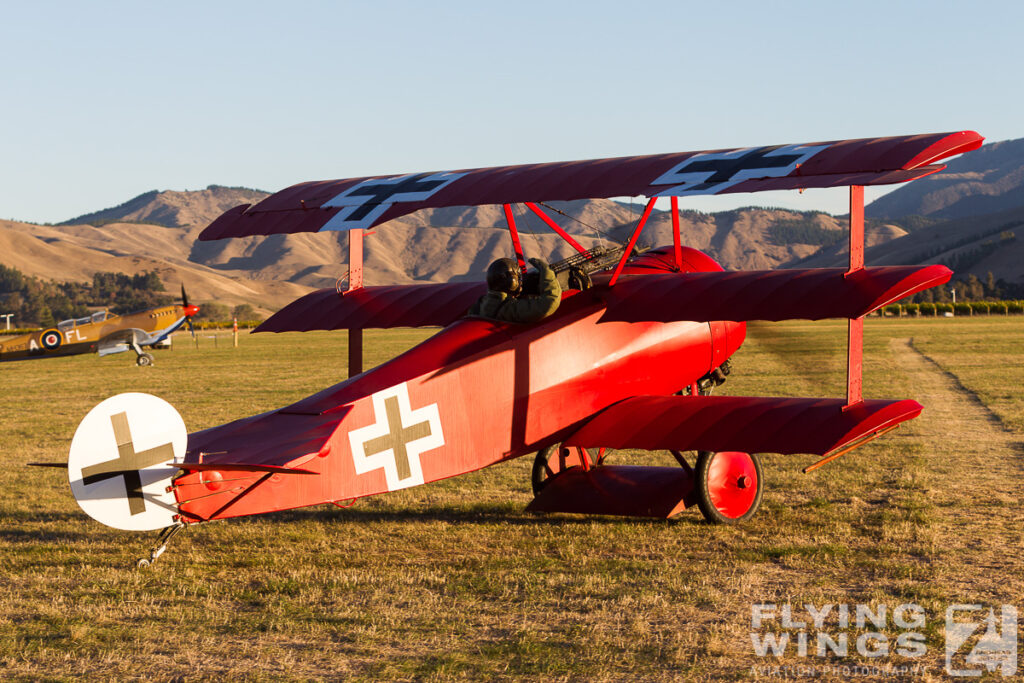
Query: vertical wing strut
845,185,865,408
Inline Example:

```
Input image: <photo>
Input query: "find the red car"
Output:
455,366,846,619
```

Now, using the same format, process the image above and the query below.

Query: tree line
0,265,173,327
0,265,260,328
905,271,1024,303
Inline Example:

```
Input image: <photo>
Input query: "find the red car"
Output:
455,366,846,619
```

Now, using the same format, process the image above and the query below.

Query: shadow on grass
2,502,711,549
226,501,710,529
1,527,91,544
0,510,98,544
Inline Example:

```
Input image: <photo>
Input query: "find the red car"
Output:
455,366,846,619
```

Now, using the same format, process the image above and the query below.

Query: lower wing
565,395,921,457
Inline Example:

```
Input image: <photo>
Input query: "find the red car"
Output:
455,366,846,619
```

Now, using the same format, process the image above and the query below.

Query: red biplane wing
565,395,922,457
200,131,982,239
256,263,950,332
600,264,952,323
255,282,484,333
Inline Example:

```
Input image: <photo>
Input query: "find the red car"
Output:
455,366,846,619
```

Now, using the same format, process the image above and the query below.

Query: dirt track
896,338,1024,603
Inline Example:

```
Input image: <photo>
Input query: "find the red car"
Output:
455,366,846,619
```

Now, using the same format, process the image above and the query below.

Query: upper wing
199,131,982,239
599,265,952,323
565,395,922,456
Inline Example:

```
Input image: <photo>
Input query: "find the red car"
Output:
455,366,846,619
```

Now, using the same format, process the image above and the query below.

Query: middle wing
600,265,952,323
255,282,484,332
256,264,949,333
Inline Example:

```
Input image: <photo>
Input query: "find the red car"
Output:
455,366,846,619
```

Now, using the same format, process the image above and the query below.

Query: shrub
953,302,972,316
919,302,936,316
904,303,919,316
969,301,990,315
1009,301,1024,314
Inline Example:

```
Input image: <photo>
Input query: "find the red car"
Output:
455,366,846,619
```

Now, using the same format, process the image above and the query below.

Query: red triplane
61,131,982,565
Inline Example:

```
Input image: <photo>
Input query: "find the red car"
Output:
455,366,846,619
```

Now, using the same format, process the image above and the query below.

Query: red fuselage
175,248,745,522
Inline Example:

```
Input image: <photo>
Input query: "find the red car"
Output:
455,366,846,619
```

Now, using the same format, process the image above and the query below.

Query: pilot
468,257,561,323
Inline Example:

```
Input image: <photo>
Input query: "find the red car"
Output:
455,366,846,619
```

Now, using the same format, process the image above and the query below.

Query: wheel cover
706,451,758,519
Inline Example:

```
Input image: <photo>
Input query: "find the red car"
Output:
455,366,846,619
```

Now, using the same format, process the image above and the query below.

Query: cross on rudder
80,412,174,515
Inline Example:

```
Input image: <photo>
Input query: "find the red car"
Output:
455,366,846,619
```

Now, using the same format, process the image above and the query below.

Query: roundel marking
41,329,62,350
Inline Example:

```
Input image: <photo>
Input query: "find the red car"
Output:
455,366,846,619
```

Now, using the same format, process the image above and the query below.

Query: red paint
845,186,865,407
524,202,587,253
671,196,683,270
169,240,939,524
158,131,985,527
503,204,527,272
601,265,952,324
256,282,486,333
846,317,864,407
527,466,695,518
847,185,864,274
705,452,759,519
174,250,723,522
348,228,364,290
609,197,657,286
565,395,921,455
199,132,983,240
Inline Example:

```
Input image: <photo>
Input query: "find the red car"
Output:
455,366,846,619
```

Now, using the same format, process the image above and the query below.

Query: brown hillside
0,219,311,314
794,204,1024,286
61,186,269,229
867,137,1024,220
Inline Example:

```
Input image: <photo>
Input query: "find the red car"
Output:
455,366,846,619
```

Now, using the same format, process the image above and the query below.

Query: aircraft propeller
181,284,199,339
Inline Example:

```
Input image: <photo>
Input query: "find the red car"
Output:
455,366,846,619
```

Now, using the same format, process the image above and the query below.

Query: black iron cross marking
671,145,803,191
80,412,174,515
341,173,449,221
360,396,431,481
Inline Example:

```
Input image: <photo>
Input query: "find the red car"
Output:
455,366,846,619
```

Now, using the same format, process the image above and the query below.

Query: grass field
1,317,1022,681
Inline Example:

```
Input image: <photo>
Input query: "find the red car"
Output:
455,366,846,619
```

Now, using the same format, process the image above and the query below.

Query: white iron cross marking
321,170,467,232
348,383,444,491
648,143,831,196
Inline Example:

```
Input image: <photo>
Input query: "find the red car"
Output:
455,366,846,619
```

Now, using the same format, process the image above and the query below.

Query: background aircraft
57,131,982,565
1,286,198,366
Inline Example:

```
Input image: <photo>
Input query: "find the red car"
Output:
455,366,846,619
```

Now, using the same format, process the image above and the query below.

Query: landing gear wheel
136,353,154,367
531,444,601,496
695,450,763,524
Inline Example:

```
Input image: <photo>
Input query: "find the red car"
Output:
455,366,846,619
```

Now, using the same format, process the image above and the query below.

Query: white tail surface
68,393,186,531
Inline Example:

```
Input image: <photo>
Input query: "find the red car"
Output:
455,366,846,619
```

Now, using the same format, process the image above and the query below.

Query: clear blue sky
2,0,1019,224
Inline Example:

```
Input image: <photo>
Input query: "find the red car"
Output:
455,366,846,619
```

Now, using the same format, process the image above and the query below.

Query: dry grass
1,318,1022,681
